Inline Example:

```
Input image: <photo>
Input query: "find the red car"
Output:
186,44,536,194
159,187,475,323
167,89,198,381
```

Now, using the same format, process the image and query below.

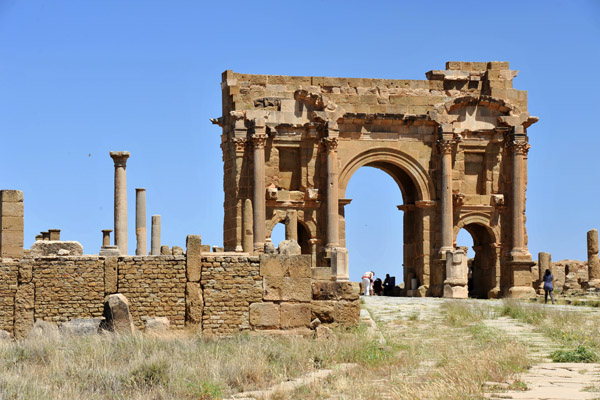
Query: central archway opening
345,165,418,294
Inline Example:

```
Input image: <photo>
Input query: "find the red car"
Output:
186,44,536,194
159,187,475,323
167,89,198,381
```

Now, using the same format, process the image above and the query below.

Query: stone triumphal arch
214,61,538,298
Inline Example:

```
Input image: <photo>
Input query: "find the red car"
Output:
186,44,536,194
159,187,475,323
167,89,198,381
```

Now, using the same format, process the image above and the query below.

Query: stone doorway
456,222,500,299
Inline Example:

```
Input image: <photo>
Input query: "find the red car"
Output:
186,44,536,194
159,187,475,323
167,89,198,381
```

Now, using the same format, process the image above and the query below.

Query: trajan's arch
213,61,539,298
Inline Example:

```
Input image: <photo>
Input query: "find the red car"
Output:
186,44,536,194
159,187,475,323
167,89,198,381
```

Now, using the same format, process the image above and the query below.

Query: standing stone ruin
215,61,539,298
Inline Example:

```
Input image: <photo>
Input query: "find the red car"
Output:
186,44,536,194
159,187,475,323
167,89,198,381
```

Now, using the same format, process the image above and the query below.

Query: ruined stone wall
117,256,187,329
201,254,262,335
0,260,18,333
31,257,105,323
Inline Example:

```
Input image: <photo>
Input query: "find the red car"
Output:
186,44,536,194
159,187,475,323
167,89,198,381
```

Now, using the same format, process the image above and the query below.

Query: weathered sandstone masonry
215,61,539,298
0,197,360,338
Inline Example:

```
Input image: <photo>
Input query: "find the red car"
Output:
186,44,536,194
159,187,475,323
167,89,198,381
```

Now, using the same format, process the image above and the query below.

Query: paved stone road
362,296,600,400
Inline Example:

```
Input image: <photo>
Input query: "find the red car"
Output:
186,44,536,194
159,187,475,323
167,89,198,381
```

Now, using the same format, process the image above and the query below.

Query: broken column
242,198,253,253
110,151,130,255
100,229,119,257
588,229,600,286
285,210,298,242
135,188,147,256
151,215,161,255
0,190,24,259
538,252,552,292
443,249,468,299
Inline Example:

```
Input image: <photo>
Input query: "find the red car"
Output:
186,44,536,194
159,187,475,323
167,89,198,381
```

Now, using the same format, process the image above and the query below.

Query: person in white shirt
362,271,374,296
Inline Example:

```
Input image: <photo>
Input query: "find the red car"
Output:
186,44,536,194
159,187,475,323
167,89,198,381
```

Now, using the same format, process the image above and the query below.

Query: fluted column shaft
252,129,267,253
510,139,530,253
110,151,130,255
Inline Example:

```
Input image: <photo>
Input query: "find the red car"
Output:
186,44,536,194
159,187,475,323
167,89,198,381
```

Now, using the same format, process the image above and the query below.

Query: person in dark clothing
373,278,383,295
383,274,393,296
543,268,555,304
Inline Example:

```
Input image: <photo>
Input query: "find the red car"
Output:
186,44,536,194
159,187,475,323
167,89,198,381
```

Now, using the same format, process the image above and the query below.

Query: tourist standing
362,271,374,296
383,274,393,296
543,268,555,304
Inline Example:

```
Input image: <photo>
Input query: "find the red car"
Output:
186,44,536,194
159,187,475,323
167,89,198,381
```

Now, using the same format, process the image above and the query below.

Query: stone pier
151,215,161,255
285,210,298,242
0,190,24,258
443,249,468,299
538,252,552,293
110,151,130,255
136,188,147,256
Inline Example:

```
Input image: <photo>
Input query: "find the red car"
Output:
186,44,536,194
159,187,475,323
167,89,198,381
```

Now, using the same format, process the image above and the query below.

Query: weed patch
550,345,599,363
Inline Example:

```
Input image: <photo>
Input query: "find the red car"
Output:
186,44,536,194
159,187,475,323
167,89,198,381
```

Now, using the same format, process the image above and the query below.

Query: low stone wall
117,256,187,329
0,237,361,338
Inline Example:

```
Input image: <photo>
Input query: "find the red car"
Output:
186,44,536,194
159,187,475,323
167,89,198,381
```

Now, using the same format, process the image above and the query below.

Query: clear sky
1,1,599,283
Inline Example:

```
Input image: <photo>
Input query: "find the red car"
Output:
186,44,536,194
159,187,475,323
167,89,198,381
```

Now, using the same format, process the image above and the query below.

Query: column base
443,284,468,299
100,246,120,257
507,286,536,299
327,247,349,281
487,286,501,299
253,243,265,254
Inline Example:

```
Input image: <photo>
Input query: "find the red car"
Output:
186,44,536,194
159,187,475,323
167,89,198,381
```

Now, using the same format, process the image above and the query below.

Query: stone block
250,302,280,329
0,217,24,231
0,190,23,202
172,246,184,256
103,293,135,334
312,281,360,301
311,300,336,323
186,235,202,282
18,260,32,283
160,245,170,255
143,316,170,333
263,276,284,301
61,318,104,336
30,241,83,257
104,257,118,294
312,267,331,280
284,255,311,278
280,303,310,329
260,255,286,277
282,277,312,302
14,283,34,339
200,245,211,253
443,284,468,299
0,202,24,217
335,300,360,324
278,240,301,255
186,282,203,325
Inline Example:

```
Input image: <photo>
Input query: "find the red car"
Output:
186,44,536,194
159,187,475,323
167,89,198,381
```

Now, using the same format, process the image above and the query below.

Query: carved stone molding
232,138,248,152
453,193,466,207
251,134,268,149
437,138,460,154
510,140,531,156
415,200,437,209
322,137,339,152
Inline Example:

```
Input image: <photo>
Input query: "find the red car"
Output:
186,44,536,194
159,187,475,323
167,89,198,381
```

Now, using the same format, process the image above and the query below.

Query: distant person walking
362,271,374,296
543,269,555,304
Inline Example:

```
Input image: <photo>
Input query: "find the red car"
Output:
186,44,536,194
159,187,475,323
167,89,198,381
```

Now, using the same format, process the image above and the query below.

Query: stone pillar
510,139,529,256
48,229,60,241
309,238,318,268
135,188,147,256
587,229,600,284
102,230,112,247
443,249,468,298
151,215,161,255
323,136,339,248
538,252,552,282
251,120,267,253
0,190,24,259
242,198,253,253
437,136,456,255
506,132,535,298
110,151,130,255
41,232,49,241
285,210,298,242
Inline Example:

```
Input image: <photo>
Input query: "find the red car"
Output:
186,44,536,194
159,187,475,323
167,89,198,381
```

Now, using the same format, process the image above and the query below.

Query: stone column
285,210,298,242
323,136,339,248
102,230,112,247
538,252,552,281
242,198,253,253
135,188,147,256
443,249,468,298
508,135,530,258
251,121,267,253
110,151,130,255
588,229,600,283
437,136,456,255
151,215,161,255
309,238,318,268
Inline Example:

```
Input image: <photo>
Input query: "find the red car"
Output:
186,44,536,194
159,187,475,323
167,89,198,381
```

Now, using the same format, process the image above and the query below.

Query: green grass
550,346,600,363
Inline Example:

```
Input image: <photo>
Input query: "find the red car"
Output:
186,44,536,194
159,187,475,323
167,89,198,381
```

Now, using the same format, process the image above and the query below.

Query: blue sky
1,1,599,282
